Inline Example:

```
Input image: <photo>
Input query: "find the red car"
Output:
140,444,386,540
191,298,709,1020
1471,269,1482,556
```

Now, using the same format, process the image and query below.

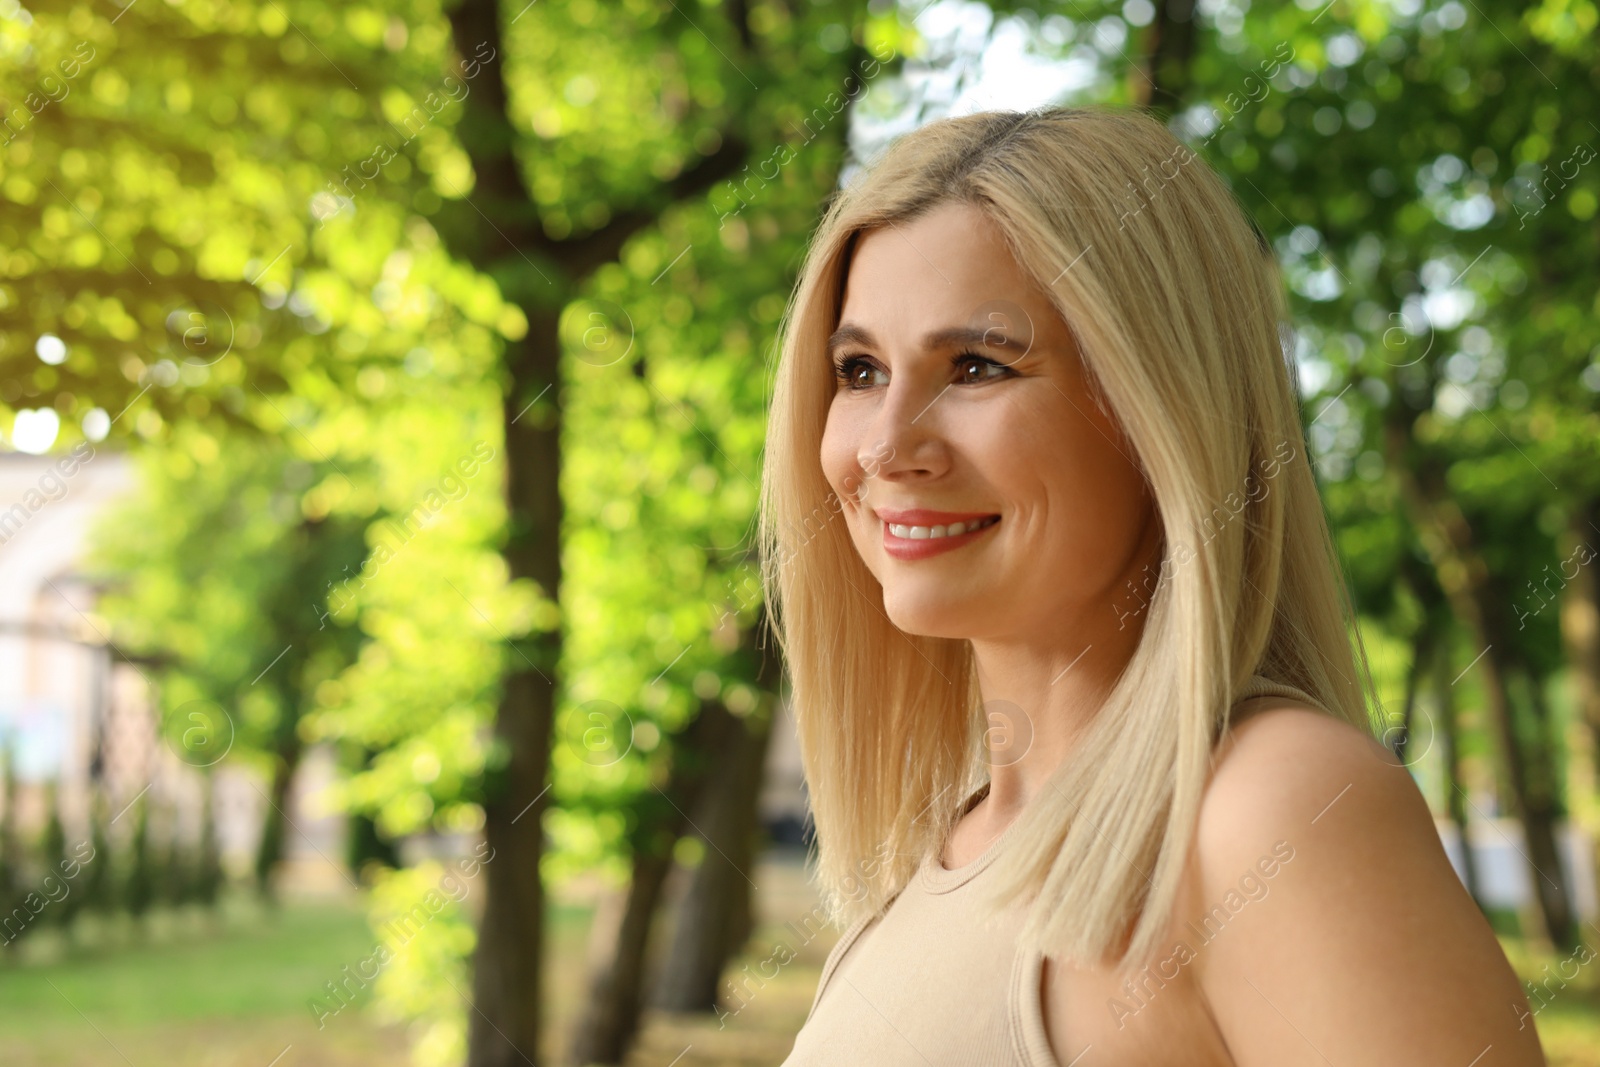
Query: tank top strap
1009,949,1060,1067
1235,671,1334,715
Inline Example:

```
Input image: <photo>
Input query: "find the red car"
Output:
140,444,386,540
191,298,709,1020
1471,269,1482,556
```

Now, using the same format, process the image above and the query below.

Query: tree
90,427,373,900
1193,0,1600,947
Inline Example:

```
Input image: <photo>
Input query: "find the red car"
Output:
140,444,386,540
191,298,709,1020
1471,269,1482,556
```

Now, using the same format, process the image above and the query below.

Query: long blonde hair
757,105,1376,971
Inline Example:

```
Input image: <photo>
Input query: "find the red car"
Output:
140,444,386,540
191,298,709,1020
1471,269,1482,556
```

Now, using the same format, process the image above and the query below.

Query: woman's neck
968,638,1129,816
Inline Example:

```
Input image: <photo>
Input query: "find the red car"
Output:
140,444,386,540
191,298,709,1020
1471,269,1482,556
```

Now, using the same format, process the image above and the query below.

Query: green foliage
192,779,224,908
124,797,154,920
79,791,116,916
0,743,24,952
90,426,373,759
38,786,71,928
1194,0,1599,761
0,0,515,445
362,860,477,1067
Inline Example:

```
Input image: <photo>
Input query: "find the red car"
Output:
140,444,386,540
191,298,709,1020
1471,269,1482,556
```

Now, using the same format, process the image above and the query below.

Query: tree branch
565,129,752,277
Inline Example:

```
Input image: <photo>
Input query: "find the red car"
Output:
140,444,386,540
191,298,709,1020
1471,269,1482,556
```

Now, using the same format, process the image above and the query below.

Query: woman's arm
1192,703,1548,1066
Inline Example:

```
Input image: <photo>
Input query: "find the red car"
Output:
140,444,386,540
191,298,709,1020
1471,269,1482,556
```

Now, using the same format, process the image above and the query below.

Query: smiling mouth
879,513,1002,560
885,515,1001,540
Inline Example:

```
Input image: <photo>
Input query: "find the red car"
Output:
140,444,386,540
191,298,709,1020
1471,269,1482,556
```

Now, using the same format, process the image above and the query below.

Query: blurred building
0,447,344,891
0,448,135,842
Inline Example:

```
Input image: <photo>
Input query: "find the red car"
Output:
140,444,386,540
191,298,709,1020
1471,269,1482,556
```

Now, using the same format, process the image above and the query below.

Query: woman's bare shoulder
1184,700,1546,1066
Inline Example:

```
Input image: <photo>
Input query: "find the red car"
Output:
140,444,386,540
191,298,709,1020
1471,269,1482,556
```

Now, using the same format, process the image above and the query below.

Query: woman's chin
882,594,983,641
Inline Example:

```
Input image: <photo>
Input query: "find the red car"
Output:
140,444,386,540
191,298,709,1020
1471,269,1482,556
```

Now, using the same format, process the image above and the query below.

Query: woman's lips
878,513,1001,560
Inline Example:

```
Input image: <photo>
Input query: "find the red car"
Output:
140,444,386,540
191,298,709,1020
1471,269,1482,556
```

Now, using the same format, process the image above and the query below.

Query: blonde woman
760,106,1545,1066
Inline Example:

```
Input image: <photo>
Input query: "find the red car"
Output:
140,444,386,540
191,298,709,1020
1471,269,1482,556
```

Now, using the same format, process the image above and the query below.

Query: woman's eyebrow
826,323,1013,354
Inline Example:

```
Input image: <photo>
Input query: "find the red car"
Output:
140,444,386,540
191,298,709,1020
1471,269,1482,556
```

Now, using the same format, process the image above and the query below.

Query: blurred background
1,0,1598,1064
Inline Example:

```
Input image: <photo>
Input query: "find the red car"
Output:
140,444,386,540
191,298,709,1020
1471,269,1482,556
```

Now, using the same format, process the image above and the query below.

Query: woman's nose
860,376,950,481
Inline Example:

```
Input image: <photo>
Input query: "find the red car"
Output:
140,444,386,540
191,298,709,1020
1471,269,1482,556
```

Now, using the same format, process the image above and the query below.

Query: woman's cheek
820,408,865,499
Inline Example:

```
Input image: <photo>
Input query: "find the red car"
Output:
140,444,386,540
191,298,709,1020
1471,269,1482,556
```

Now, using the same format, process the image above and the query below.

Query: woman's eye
834,356,886,390
955,353,1010,384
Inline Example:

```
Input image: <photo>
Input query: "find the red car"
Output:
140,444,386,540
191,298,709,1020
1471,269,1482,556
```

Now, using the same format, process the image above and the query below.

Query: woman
758,107,1545,1066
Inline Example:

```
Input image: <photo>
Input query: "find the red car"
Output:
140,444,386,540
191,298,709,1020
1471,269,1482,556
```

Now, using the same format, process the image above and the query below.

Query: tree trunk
1385,416,1576,949
1395,614,1433,768
567,701,742,1065
1559,496,1600,923
1434,647,1483,907
253,735,302,905
197,772,224,910
653,608,783,1012
568,845,677,1065
1512,667,1576,950
469,316,563,1067
652,710,773,1012
1138,0,1199,114
1394,546,1446,769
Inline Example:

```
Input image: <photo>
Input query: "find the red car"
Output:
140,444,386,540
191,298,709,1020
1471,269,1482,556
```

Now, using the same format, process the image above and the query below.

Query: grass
1499,930,1600,1067
1,887,1597,1067
1,900,379,1025
0,897,411,1067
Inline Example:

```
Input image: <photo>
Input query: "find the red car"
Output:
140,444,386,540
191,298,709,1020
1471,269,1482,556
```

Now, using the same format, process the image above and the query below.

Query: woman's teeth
887,515,999,540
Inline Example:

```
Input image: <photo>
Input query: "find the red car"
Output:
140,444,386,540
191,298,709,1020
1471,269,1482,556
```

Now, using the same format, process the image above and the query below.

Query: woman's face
819,199,1160,644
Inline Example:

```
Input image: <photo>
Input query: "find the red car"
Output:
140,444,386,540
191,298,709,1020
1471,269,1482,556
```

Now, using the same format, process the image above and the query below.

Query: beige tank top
780,673,1331,1066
